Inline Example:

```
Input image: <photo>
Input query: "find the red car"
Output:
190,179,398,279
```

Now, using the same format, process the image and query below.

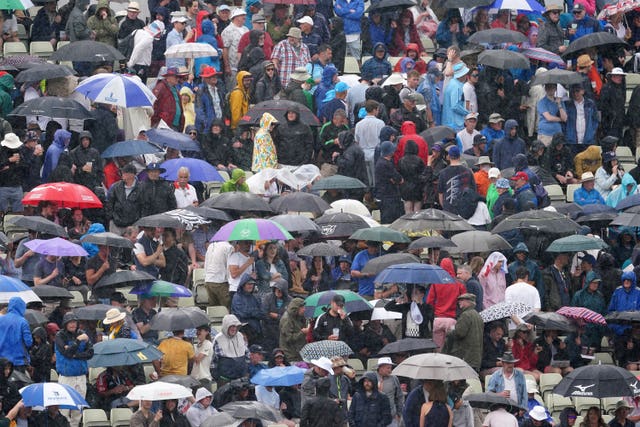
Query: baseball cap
335,82,349,93
511,171,529,181
447,146,460,159
297,16,313,26
488,167,500,179
217,4,230,11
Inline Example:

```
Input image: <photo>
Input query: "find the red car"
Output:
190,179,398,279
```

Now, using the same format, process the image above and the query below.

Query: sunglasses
266,68,275,71
573,10,583,13
189,132,197,135
471,73,479,77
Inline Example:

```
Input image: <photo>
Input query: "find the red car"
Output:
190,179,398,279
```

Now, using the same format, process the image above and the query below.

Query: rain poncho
479,252,508,309
220,168,250,193
252,112,278,172
0,297,32,366
42,129,71,182
180,87,196,131
606,172,638,208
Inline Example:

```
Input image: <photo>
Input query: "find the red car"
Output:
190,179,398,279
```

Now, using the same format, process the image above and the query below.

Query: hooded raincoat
479,252,508,309
606,172,638,208
252,112,278,172
229,70,252,129
279,297,307,361
0,297,32,366
42,129,72,182
348,372,392,427
212,314,249,379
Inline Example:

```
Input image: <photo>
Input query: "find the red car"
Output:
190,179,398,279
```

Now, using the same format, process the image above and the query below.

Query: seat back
347,358,365,377
566,183,581,203
206,305,229,323
573,396,600,415
4,41,27,56
545,393,572,413
110,407,133,427
539,373,562,399
30,41,54,58
544,184,565,202
82,409,109,427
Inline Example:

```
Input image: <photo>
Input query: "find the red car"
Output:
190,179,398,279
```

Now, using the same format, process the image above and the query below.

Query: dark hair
317,43,331,53
365,99,379,113
515,266,529,280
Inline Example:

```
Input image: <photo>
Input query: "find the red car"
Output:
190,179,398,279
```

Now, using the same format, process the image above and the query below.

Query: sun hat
581,171,595,182
543,4,563,14
286,27,302,39
0,133,22,149
465,112,479,121
526,379,539,394
310,356,334,375
453,62,470,79
385,73,405,86
616,400,632,411
127,1,140,12
488,113,505,123
577,54,594,68
376,357,396,368
476,156,493,166
297,16,313,26
200,66,220,78
608,67,627,76
217,4,230,11
498,351,519,363
162,67,180,77
495,178,510,189
230,8,246,19
103,308,126,325
529,405,547,421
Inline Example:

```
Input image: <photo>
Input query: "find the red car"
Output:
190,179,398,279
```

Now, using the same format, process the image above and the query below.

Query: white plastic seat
110,407,133,427
82,409,110,427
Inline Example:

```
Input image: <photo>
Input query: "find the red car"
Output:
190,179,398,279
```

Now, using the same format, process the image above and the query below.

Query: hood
440,258,456,278
221,314,244,337
372,42,388,59
365,86,384,102
32,326,47,342
53,129,72,148
583,145,602,158
405,140,419,156
95,0,111,15
622,270,637,287
584,270,599,288
260,112,277,131
399,57,415,73
287,297,305,317
230,168,246,184
358,371,379,391
321,64,338,87
330,16,343,32
180,86,194,102
338,130,355,149
0,72,14,92
76,0,90,10
78,130,92,144
550,132,566,148
400,121,417,136
185,124,197,134
512,153,528,171
249,29,263,46
87,223,105,234
7,296,25,316
618,227,637,246
153,6,170,21
559,408,579,427
444,8,461,23
621,172,638,196
504,119,518,134
406,43,420,54
201,18,215,35
236,70,252,93
513,242,529,255
286,105,300,123
273,278,289,297
379,126,398,143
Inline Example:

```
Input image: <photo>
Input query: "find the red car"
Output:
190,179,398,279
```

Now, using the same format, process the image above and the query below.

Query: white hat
581,171,596,182
488,167,501,179
385,73,405,86
127,1,140,12
608,67,627,76
526,379,539,394
195,387,212,401
376,357,396,368
529,405,547,421
1,133,22,150
310,356,334,375
465,112,479,121
103,308,126,325
297,16,314,26
231,8,247,19
217,4,230,11
171,15,188,23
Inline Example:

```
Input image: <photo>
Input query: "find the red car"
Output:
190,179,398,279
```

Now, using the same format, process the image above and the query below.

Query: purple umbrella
160,158,225,182
211,218,293,242
25,237,89,257
129,280,192,297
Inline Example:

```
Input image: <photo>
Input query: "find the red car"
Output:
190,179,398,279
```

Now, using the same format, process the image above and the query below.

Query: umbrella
202,191,272,212
419,126,456,145
296,242,347,257
200,413,244,427
146,128,201,152
25,237,88,257
270,192,331,215
350,226,410,243
553,202,583,219
32,285,73,301
130,280,193,298
10,96,93,120
523,311,575,331
0,64,18,71
74,73,156,108
184,206,232,222
546,235,608,252
553,364,640,398
468,28,528,45
50,40,125,62
250,366,306,386
22,182,103,209
304,290,373,318
450,230,512,253
25,309,48,326
408,236,457,250
101,140,163,158
563,32,629,58
212,218,292,242
390,209,474,235
0,55,44,70
370,299,403,321
89,338,164,368
488,0,544,11
135,210,209,230
557,306,607,326
366,0,415,12
478,50,530,70
93,270,155,291
392,353,478,380
315,212,370,238
327,199,372,217
165,42,218,59
299,340,354,361
617,193,640,210
605,311,640,324
8,216,67,237
442,0,492,7
220,401,281,423
375,263,456,285
575,204,617,223
149,307,210,330
521,48,565,66
15,63,75,83
0,0,26,10
269,214,321,234
377,338,437,355
240,99,320,126
465,393,522,413
80,232,134,249
361,253,421,276
530,69,583,87
127,382,193,400
611,212,640,227
0,275,40,303
20,382,89,409
490,210,582,234
480,301,532,323
311,175,367,191
161,158,225,182
159,375,201,388
73,304,120,320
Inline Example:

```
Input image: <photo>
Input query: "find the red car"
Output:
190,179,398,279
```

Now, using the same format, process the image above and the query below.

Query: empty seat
545,184,565,202
69,290,84,307
602,397,620,414
344,56,360,74
366,357,379,372
573,396,600,415
192,268,205,287
465,378,483,394
545,393,573,413
177,296,195,307
347,358,365,376
616,146,634,163
540,373,562,399
30,41,54,58
50,369,58,382
110,407,133,427
565,183,581,203
82,409,110,427
3,41,27,56
88,367,106,385
591,352,614,365
194,283,209,305
206,305,229,322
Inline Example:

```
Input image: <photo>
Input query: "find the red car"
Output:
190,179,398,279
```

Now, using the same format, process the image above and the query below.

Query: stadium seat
344,56,360,74
616,146,634,163
545,184,565,203
465,378,483,394
206,305,229,323
348,358,365,377
565,183,581,203
194,283,209,305
69,290,84,307
590,352,614,365
143,364,155,383
30,41,54,58
88,367,106,385
602,397,620,414
110,408,133,427
545,393,572,413
192,268,205,287
366,358,379,372
50,369,58,382
573,396,600,415
177,296,195,307
539,373,562,399
82,409,110,427
3,41,27,57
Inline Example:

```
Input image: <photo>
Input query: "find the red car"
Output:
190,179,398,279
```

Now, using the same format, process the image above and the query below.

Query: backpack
117,30,138,59
452,187,480,219
532,183,550,208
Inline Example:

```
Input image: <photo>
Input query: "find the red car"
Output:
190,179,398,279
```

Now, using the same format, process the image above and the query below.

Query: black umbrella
315,212,370,239
574,204,617,223
239,99,320,126
297,242,347,257
552,202,583,219
270,192,331,215
523,312,574,332
50,40,125,62
562,32,628,58
460,46,485,59
408,236,457,250
390,209,475,235
611,212,640,227
220,401,281,423
467,28,527,45
150,307,210,331
450,231,512,253
15,63,76,83
419,126,456,145
553,364,640,398
478,50,530,70
73,304,121,320
32,285,73,301
377,338,437,355
10,97,94,120
366,0,415,13
0,64,18,72
440,0,492,8
490,210,582,234
500,166,558,186
7,215,67,237
0,55,45,70
80,232,134,249
25,309,48,326
202,191,273,212
183,206,232,222
134,210,209,230
159,375,201,388
617,194,640,210
361,253,421,275
269,214,321,233
530,69,584,87
465,393,522,413
93,270,155,291
311,175,367,191
146,128,201,152
605,311,640,324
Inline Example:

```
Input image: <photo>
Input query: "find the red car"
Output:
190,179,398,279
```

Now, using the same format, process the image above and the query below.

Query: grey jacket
537,19,565,55
377,373,404,418
66,1,92,41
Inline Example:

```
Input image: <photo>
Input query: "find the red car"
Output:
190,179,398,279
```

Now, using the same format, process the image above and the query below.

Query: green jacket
279,297,307,361
0,73,14,118
446,304,483,370
87,0,118,46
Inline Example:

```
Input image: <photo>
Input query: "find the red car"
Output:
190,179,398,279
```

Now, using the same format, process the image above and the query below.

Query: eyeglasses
471,73,479,77
266,68,275,72
189,132,197,135
573,10,583,14
548,11,559,14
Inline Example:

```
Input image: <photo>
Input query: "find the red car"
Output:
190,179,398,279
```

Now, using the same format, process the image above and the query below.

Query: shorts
346,39,362,61
0,186,24,213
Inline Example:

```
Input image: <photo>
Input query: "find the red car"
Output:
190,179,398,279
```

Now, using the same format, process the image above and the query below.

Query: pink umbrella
557,306,607,326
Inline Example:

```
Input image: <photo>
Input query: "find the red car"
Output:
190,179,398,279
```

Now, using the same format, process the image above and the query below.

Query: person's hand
559,45,567,53
10,153,19,163
280,402,287,411
270,312,278,319
327,334,339,341
449,23,458,33
77,333,89,341
301,327,309,334
500,390,511,398
101,260,110,271
613,164,619,174
51,267,59,277
233,141,243,149
556,175,567,185
72,276,81,285
25,250,34,258
154,410,163,422
332,152,340,161
497,88,505,98
390,20,397,29
82,163,92,173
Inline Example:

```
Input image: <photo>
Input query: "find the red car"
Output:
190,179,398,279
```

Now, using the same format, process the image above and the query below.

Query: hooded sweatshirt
214,314,249,357
279,297,307,361
70,130,103,189
275,106,314,166
606,172,638,208
194,19,222,75
609,271,640,335
0,72,14,117
360,42,392,80
492,119,526,170
0,297,32,366
229,70,252,129
574,145,602,178
314,64,338,115
87,0,118,46
42,129,72,182
348,372,392,427
394,121,429,165
231,283,264,334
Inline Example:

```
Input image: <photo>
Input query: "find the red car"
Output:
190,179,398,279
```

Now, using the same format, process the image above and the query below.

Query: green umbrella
0,0,25,9
546,235,609,252
350,226,410,243
304,290,373,318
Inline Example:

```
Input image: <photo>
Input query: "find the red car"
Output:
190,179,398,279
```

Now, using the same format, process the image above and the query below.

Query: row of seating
3,40,67,59
83,408,132,427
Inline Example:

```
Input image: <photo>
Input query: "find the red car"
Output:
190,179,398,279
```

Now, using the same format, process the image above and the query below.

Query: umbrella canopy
25,237,88,257
0,55,44,70
521,48,565,66
575,204,617,223
546,235,608,252
165,42,218,58
101,140,163,158
370,299,404,321
184,206,232,222
269,214,321,234
161,158,225,182
270,192,331,215
315,212,370,239
25,309,48,326
93,270,155,291
523,311,575,331
51,40,125,62
130,280,192,298
10,96,93,120
611,212,640,227
80,232,134,249
299,340,354,361
73,304,119,321
327,199,372,217
202,191,272,212
149,307,210,331
240,99,320,126
32,285,73,301
135,210,209,231
22,182,103,209
20,382,89,409
350,226,410,243
530,69,583,86
480,301,532,323
127,382,193,400
408,236,457,250
250,366,306,386
393,353,478,380
361,253,421,276
605,311,640,324
617,193,640,210
220,401,281,423
451,230,512,253
145,128,201,152
0,275,41,304
419,125,456,144
490,210,582,234
390,209,474,235
311,175,367,191
74,73,156,108
442,0,492,6
89,338,164,367
15,63,75,83
465,393,522,413
159,375,201,388
296,242,347,257
478,49,530,70
375,263,456,285
553,202,583,219
377,338,437,355
557,306,607,326
303,290,373,318
562,32,628,58
366,0,415,12
488,0,544,11
553,364,640,398
200,413,244,427
468,28,527,44
212,218,293,242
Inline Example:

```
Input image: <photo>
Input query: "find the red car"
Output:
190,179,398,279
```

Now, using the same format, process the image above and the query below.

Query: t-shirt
537,96,563,137
351,249,379,296
131,307,158,342
437,165,476,213
505,281,541,329
16,238,39,282
157,337,195,376
174,184,198,208
86,254,116,299
227,251,253,292
191,339,213,381
462,82,477,113
34,257,64,287
482,408,519,427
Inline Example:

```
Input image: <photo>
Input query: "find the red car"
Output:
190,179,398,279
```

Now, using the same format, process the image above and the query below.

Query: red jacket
427,258,467,318
394,121,429,165
151,79,185,130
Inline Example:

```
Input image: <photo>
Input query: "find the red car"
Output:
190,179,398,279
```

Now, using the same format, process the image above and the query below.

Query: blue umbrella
161,158,225,182
250,366,306,387
101,140,163,158
146,128,201,152
130,280,193,297
375,263,456,285
75,73,156,108
89,338,164,367
25,237,89,257
0,275,41,304
487,0,544,12
20,382,89,409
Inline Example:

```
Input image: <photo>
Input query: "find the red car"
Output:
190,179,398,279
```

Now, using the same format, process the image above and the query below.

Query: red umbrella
22,182,103,209
557,306,607,326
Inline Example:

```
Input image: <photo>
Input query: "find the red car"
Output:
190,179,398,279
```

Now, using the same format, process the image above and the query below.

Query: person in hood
86,0,118,46
261,278,291,351
613,228,637,268
399,140,426,214
542,132,578,185
512,153,541,188
274,105,313,166
0,297,32,369
570,271,606,351
229,70,253,130
254,60,282,103
202,119,231,168
508,243,544,300
279,297,307,361
609,271,640,335
127,19,166,81
436,9,467,48
66,0,93,42
442,62,470,131
180,88,196,131
194,19,222,76
492,119,526,170
395,121,429,165
212,314,249,381
220,168,250,192
361,43,392,81
600,68,627,139
335,130,368,198
69,130,103,190
393,43,427,74
42,129,71,182
231,274,265,343
574,144,602,178
237,29,266,74
390,10,424,56
314,64,338,115
348,371,392,427
252,112,278,172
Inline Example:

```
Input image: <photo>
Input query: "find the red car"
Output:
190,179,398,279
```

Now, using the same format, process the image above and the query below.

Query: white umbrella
326,199,372,218
74,73,156,108
164,42,218,59
127,381,193,401
370,299,403,321
20,382,89,409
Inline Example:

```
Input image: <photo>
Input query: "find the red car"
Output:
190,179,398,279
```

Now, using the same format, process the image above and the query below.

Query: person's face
490,121,503,130
227,324,238,336
572,87,585,101
588,280,599,292
611,74,624,84
588,408,599,420
80,137,90,148
288,35,300,46
378,364,392,376
250,352,264,364
182,93,191,105
339,261,350,272
300,22,312,33
66,320,78,332
148,169,161,181
547,10,560,22
165,75,179,86
503,360,514,373
243,281,255,293
372,13,381,23
457,269,470,282
408,75,419,88
363,378,374,391
331,300,344,313
490,326,504,342
287,111,297,121
375,48,385,59
73,209,83,222
242,76,252,89
573,8,585,20
200,396,212,408
465,118,477,130
127,9,139,19
556,253,569,267
624,279,633,289
189,2,199,14
166,400,177,411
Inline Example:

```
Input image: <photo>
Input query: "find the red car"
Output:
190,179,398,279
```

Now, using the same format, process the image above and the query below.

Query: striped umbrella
557,306,607,326
521,48,566,66
74,73,156,108
211,218,293,242
0,275,41,304
20,383,89,409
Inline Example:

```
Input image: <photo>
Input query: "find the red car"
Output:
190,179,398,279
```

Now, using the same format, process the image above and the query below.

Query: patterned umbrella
480,302,532,323
521,48,565,65
557,306,607,326
74,73,156,108
300,340,353,361
130,280,192,298
135,209,209,231
303,290,373,318
211,218,293,242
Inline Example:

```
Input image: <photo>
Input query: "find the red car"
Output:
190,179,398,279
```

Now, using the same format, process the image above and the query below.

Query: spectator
437,146,477,216
508,243,543,300
154,329,194,377
492,120,526,171
399,140,426,214
543,252,572,311
303,256,334,294
444,293,483,371
600,68,627,139
127,20,164,81
228,71,253,130
436,9,466,48
442,62,470,131
186,387,217,426
231,275,265,344
479,252,508,309
487,352,527,408
537,4,565,55
271,27,312,88
511,171,538,212
104,163,142,234
351,241,381,298
87,0,118,46
574,172,605,206
564,84,599,147
349,372,392,427
596,151,625,199
151,68,184,129
505,267,542,320
32,0,64,44
374,141,404,224
221,9,249,82
313,293,354,341
275,104,314,166
334,0,363,67
335,129,369,189
279,297,307,361
117,2,144,40
140,163,177,216
0,297,32,370
537,84,567,147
